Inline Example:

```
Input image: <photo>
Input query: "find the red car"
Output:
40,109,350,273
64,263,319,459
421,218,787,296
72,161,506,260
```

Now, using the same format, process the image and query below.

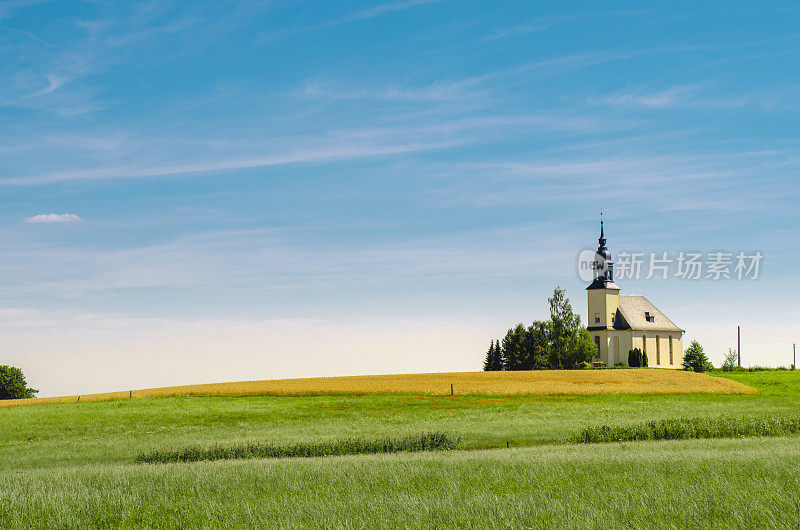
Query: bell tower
586,217,621,362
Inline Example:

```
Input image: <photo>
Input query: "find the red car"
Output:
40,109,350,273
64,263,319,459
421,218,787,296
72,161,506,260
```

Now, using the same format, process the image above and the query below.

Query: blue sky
2,1,799,395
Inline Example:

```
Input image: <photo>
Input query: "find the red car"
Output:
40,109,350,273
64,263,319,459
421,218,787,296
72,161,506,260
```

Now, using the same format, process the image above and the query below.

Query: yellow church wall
633,332,683,368
591,331,683,368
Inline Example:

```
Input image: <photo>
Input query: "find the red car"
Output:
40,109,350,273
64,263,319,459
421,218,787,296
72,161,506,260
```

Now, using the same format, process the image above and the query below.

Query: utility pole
794,343,796,370
737,326,741,368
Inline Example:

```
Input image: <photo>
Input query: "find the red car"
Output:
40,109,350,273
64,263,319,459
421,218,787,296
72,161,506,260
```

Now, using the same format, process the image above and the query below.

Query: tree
572,329,597,368
683,341,713,372
628,348,642,368
527,321,551,370
502,323,527,370
642,350,649,368
481,287,599,371
547,287,593,369
722,348,738,371
483,340,503,371
0,366,37,400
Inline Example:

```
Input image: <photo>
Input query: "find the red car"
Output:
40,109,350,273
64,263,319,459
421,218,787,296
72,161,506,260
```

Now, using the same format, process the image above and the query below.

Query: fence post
450,384,453,396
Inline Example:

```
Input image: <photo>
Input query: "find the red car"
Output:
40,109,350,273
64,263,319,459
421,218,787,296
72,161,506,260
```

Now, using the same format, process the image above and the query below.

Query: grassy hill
0,369,754,409
0,370,798,528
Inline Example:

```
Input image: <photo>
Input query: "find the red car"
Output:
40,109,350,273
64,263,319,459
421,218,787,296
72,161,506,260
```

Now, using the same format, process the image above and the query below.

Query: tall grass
5,438,800,529
136,432,455,464
577,416,800,443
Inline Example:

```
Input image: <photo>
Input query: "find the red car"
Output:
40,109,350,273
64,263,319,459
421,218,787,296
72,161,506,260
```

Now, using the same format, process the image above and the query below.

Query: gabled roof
614,294,683,332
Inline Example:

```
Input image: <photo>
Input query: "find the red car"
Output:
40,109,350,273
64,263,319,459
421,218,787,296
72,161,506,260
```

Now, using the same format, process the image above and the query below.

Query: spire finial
600,210,604,239
598,211,606,246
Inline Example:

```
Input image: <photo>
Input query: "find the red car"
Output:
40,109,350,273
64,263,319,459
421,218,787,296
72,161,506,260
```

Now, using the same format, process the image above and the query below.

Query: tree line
484,287,596,371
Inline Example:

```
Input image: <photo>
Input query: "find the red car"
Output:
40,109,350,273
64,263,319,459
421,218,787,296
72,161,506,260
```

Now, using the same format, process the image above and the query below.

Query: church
586,222,684,368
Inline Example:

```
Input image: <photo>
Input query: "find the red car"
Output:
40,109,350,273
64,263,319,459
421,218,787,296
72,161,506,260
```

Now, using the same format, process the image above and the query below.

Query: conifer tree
683,340,712,372
483,341,494,371
491,340,503,370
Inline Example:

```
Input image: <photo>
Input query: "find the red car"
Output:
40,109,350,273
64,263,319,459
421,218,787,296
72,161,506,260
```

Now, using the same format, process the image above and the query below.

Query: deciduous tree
0,365,38,400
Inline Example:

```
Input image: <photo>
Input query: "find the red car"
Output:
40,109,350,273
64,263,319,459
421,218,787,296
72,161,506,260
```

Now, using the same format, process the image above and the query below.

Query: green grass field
1,371,799,528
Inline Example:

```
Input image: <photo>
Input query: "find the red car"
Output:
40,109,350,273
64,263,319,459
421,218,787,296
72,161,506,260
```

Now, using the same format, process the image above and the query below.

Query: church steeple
586,215,619,290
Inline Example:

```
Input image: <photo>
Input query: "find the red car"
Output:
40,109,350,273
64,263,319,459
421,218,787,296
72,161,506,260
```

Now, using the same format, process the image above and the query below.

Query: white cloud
24,213,82,223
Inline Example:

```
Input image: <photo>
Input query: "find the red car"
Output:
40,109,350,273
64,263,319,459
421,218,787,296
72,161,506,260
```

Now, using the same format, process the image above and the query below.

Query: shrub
628,348,642,368
745,366,788,372
576,416,800,444
722,348,738,371
642,351,649,368
0,366,38,400
136,432,456,464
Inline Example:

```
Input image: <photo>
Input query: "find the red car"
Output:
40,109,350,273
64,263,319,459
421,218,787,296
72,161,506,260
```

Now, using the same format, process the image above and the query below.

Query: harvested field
0,370,755,408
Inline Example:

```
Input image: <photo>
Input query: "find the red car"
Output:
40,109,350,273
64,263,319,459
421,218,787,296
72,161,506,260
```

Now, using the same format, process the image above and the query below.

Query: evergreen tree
493,340,504,370
483,341,494,371
628,348,642,367
502,323,527,370
683,340,712,372
483,340,503,371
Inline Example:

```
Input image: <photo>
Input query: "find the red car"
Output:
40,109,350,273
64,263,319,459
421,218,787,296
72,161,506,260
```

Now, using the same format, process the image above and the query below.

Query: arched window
669,336,674,365
642,335,647,354
594,336,601,355
656,335,661,365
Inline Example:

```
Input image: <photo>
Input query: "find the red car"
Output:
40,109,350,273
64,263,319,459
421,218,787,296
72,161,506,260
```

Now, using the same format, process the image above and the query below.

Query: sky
2,1,799,396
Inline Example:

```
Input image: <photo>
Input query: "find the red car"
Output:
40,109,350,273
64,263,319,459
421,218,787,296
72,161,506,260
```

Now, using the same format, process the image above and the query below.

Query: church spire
599,212,606,248
586,214,619,290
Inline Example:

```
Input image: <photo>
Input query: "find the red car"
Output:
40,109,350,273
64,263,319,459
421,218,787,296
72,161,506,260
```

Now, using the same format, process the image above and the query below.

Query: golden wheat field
0,369,755,408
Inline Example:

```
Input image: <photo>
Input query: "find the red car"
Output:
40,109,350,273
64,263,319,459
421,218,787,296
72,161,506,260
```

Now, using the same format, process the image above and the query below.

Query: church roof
614,294,683,332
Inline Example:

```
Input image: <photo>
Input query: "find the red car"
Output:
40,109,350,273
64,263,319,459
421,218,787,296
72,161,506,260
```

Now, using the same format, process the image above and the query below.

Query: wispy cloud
587,83,790,111
337,0,440,23
588,84,709,109
0,0,50,21
259,0,442,41
0,112,614,186
24,213,82,223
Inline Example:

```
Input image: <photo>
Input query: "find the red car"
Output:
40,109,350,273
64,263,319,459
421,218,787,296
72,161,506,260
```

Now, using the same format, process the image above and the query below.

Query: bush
683,341,713,372
0,366,38,400
642,350,649,368
136,432,456,464
581,361,592,370
744,366,789,372
628,348,642,368
576,416,800,444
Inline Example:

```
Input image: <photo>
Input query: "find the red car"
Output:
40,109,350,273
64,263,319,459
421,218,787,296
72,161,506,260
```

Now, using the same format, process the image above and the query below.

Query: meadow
0,370,799,528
